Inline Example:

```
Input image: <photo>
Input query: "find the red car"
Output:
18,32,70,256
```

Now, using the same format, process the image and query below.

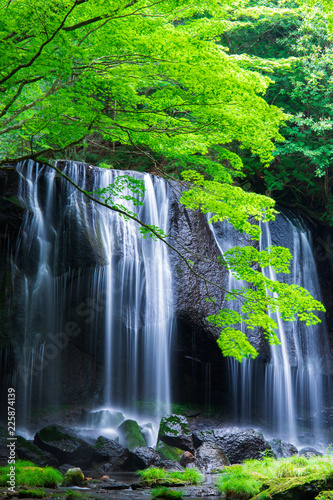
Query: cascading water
5,160,174,435
209,213,330,447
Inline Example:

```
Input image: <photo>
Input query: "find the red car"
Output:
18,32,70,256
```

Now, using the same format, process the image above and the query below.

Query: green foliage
151,487,183,499
0,0,284,167
0,460,63,488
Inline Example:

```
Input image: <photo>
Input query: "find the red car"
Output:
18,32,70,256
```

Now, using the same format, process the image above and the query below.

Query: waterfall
7,160,174,428
209,212,330,447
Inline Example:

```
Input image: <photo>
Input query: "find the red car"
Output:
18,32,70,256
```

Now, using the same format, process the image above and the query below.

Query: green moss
38,425,72,443
151,486,183,499
65,491,86,500
117,419,146,450
62,468,85,487
18,489,45,498
216,456,333,500
156,441,183,461
159,415,190,437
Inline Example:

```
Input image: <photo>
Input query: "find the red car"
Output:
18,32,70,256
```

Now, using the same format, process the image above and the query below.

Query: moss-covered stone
117,419,146,451
315,492,333,500
156,441,183,461
158,415,194,453
16,436,58,466
253,473,333,500
18,489,45,498
63,467,85,486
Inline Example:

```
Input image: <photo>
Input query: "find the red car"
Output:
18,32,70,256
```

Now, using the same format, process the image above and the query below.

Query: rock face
193,427,271,464
94,436,130,470
158,414,194,453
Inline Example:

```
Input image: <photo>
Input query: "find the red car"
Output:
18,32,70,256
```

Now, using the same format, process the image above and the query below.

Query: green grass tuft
151,487,183,499
137,467,168,482
169,468,204,485
0,460,63,488
137,466,204,486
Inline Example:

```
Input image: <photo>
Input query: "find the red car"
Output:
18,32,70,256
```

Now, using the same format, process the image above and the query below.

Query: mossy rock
158,415,194,453
63,467,85,486
117,419,146,451
253,473,333,500
316,493,333,500
156,441,183,461
16,436,58,466
18,489,45,498
34,425,95,467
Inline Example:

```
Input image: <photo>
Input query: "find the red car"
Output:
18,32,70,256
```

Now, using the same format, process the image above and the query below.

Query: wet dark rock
99,482,130,490
180,451,196,468
33,424,95,467
269,438,298,459
158,414,194,453
127,446,163,470
94,435,130,470
193,427,271,464
195,441,230,473
161,460,184,471
299,447,323,457
16,435,58,466
117,419,146,450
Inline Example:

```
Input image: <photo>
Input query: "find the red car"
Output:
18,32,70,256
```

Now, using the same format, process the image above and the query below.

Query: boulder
33,425,96,467
269,439,298,459
159,460,184,471
193,427,271,464
158,414,194,453
195,441,230,473
299,447,323,457
117,419,146,450
127,446,163,470
180,451,196,468
94,436,130,470
16,435,58,466
63,467,85,486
